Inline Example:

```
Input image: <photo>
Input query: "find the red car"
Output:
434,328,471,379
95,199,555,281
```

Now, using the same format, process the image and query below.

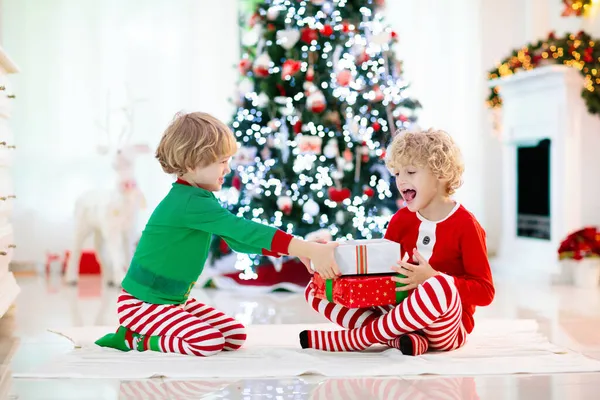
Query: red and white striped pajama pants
304,273,467,352
117,290,246,357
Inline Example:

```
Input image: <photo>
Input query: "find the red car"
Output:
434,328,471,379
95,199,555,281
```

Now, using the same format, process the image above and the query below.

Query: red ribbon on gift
355,245,367,274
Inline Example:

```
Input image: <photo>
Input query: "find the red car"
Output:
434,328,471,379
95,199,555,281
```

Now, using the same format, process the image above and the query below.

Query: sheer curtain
3,0,239,263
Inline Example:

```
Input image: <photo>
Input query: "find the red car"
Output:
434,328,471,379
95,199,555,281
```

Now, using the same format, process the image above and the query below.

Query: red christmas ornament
342,21,351,33
357,51,370,64
254,66,270,78
372,121,381,131
328,187,351,203
281,205,292,215
267,23,276,31
307,90,327,113
306,67,315,82
294,120,303,134
362,154,369,163
399,115,408,122
281,59,302,79
232,174,242,190
363,187,375,197
238,58,252,74
277,196,293,215
253,54,272,78
301,27,319,43
219,239,230,254
380,149,386,160
391,31,398,40
320,24,334,36
276,83,286,96
336,69,352,86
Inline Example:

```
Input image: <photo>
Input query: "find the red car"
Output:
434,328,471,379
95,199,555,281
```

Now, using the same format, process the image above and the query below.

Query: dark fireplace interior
516,138,551,240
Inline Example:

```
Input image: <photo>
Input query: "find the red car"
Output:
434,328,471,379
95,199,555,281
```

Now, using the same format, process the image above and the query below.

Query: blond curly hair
385,128,464,195
155,112,237,176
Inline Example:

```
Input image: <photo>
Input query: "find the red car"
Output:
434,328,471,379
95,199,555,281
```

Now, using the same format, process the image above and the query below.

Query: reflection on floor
1,273,600,399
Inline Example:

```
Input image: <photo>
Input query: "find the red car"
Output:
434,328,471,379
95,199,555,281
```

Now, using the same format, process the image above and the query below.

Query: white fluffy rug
12,319,600,379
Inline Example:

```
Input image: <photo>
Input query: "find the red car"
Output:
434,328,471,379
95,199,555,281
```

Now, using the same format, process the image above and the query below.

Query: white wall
2,0,239,263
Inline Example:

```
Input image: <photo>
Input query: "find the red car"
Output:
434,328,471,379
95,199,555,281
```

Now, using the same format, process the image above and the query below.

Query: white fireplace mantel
489,65,600,281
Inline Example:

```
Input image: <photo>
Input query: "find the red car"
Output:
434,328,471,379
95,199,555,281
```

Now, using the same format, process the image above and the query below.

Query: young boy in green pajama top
96,111,340,356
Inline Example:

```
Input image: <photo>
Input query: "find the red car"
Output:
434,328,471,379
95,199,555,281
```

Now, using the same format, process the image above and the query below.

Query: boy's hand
309,241,340,280
391,248,439,291
299,238,327,273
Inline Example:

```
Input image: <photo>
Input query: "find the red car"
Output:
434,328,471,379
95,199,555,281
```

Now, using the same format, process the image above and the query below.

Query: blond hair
385,128,464,195
156,112,238,175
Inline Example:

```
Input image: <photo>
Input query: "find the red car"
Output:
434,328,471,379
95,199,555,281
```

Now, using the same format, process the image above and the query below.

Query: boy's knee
191,329,225,356
421,274,459,304
424,273,456,290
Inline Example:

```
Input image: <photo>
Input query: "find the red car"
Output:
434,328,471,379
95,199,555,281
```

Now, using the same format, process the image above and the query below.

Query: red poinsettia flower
558,226,600,260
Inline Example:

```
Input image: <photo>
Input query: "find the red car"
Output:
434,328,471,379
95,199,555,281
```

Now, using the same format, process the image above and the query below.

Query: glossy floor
1,273,600,399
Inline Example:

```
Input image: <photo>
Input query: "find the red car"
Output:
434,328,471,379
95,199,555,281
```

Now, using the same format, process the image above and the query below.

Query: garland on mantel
487,30,600,116
562,0,593,17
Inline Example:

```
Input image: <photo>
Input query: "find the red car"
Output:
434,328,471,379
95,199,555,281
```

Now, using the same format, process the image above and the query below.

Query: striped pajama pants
304,273,467,352
117,290,246,357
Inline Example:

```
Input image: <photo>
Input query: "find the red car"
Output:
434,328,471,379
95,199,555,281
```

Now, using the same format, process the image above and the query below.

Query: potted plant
558,227,600,288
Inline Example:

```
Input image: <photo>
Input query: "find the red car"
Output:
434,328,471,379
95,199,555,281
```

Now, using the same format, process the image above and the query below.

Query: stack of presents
312,239,408,308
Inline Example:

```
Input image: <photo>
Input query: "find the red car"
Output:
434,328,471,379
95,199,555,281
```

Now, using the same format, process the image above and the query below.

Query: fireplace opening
516,138,551,240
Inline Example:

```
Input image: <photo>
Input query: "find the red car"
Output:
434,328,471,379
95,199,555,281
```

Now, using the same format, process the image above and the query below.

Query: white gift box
312,238,401,276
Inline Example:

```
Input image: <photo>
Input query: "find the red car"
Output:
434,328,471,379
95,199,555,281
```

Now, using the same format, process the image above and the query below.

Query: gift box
312,238,401,276
312,273,409,308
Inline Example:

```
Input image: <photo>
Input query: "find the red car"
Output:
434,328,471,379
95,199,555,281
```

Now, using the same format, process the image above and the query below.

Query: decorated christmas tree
209,0,421,281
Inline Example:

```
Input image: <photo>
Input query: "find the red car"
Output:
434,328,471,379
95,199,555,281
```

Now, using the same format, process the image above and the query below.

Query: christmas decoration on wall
210,0,421,282
561,0,593,17
487,30,600,117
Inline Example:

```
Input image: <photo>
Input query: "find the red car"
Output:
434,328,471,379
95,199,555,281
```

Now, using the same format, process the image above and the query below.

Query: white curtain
3,0,239,263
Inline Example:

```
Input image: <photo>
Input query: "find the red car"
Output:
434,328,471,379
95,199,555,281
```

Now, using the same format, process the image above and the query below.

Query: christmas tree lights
210,0,421,278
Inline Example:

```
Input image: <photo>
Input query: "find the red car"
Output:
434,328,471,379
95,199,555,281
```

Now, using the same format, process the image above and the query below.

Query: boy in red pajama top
95,112,340,357
300,128,495,355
